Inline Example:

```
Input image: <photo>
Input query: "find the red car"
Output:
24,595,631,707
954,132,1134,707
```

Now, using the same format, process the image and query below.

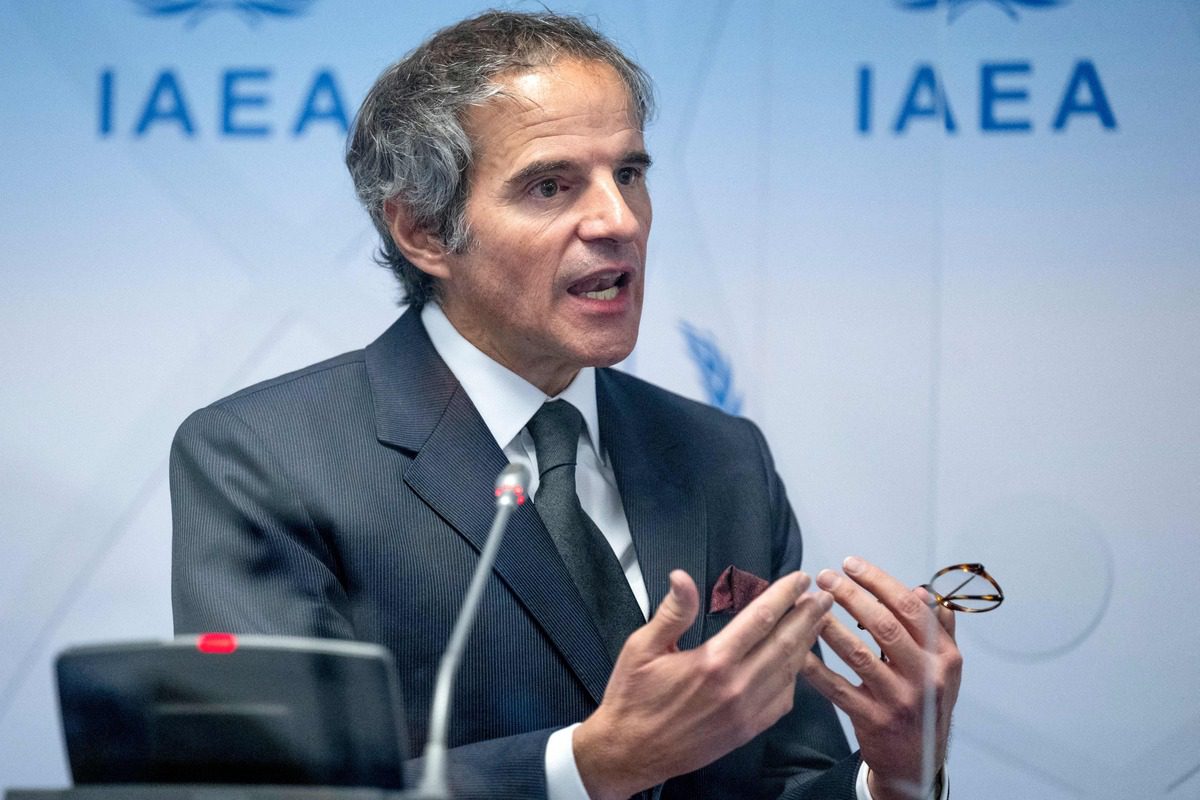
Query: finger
743,589,833,676
631,569,699,658
841,557,948,650
797,647,872,719
916,585,956,640
817,614,904,698
816,567,925,670
710,571,811,661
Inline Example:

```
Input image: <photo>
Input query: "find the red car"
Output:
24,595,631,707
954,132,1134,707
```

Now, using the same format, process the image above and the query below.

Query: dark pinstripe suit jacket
170,308,860,799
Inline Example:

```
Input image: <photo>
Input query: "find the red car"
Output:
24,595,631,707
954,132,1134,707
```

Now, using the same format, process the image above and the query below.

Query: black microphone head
494,463,530,506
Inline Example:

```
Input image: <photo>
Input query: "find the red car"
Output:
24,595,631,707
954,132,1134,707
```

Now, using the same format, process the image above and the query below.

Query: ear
384,198,453,280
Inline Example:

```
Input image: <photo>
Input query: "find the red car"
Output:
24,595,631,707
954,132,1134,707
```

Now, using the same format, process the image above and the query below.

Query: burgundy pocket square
709,565,770,615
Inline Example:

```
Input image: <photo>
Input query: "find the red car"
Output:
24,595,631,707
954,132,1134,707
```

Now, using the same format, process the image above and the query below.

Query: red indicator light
495,485,527,505
197,633,238,654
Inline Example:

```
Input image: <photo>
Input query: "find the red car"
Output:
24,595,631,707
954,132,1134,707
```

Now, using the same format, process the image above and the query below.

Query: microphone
407,462,530,799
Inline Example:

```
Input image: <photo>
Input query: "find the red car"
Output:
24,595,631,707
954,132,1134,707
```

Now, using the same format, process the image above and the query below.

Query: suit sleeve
171,405,356,637
748,420,864,800
170,405,554,799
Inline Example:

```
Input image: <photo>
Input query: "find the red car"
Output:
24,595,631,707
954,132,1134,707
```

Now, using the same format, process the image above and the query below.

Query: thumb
636,569,700,656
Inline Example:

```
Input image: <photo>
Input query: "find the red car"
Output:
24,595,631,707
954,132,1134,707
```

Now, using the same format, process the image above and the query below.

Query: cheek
630,205,653,245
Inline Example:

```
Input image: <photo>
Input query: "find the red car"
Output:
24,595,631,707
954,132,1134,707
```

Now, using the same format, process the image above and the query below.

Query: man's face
433,59,652,395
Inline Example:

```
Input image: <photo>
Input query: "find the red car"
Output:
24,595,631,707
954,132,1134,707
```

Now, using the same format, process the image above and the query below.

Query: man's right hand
573,569,834,800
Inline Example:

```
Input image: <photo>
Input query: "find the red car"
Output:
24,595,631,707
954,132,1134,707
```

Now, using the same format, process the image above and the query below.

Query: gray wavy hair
345,10,656,308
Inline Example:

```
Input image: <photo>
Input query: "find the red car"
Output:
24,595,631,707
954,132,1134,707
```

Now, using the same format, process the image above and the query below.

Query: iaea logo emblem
133,0,314,28
895,0,1068,22
679,322,743,416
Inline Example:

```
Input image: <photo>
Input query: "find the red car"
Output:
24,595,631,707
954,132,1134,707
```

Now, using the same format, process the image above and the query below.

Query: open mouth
567,271,631,301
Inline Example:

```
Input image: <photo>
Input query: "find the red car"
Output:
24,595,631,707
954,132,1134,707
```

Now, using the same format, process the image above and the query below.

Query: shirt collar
420,303,602,457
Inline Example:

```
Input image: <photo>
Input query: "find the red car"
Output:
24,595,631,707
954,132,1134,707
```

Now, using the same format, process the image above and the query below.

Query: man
171,11,961,800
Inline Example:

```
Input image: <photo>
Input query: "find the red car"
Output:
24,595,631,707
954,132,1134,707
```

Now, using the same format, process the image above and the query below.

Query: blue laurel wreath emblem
679,321,743,416
895,0,1068,22
133,0,314,28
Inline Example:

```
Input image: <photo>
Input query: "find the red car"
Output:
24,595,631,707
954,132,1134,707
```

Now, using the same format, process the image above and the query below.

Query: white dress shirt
420,304,941,800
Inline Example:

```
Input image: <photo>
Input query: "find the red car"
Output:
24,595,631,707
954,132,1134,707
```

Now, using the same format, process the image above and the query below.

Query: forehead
463,59,641,167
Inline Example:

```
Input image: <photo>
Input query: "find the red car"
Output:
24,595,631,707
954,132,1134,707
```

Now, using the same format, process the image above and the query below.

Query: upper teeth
585,286,620,300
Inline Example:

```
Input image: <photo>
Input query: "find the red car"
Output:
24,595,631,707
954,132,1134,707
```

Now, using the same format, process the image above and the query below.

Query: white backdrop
2,1,1198,796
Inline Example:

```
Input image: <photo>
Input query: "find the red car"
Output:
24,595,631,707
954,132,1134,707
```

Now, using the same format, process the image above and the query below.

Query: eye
533,178,560,198
615,166,644,186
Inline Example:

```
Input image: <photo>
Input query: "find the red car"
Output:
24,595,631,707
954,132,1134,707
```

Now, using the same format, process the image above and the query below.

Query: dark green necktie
527,400,645,661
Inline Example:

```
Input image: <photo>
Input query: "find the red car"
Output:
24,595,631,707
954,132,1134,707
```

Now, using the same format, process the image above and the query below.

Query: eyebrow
508,159,573,187
506,150,654,187
623,150,653,169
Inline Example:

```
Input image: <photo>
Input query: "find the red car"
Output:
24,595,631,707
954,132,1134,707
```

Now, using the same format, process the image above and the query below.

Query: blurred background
2,1,1197,796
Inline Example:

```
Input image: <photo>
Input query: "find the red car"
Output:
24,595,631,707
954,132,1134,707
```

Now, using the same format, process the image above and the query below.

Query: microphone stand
403,463,530,800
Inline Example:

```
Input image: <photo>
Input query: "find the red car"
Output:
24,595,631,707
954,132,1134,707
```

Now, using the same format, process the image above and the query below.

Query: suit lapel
599,370,708,652
365,310,613,704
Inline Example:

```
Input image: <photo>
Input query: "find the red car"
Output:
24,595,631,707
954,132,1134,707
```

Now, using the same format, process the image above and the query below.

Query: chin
578,335,638,369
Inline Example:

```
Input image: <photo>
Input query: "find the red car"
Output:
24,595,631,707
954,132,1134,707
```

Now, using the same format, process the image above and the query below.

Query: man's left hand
801,556,962,800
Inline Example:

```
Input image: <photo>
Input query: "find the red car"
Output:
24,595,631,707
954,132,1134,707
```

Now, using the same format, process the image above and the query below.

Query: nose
577,176,645,243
